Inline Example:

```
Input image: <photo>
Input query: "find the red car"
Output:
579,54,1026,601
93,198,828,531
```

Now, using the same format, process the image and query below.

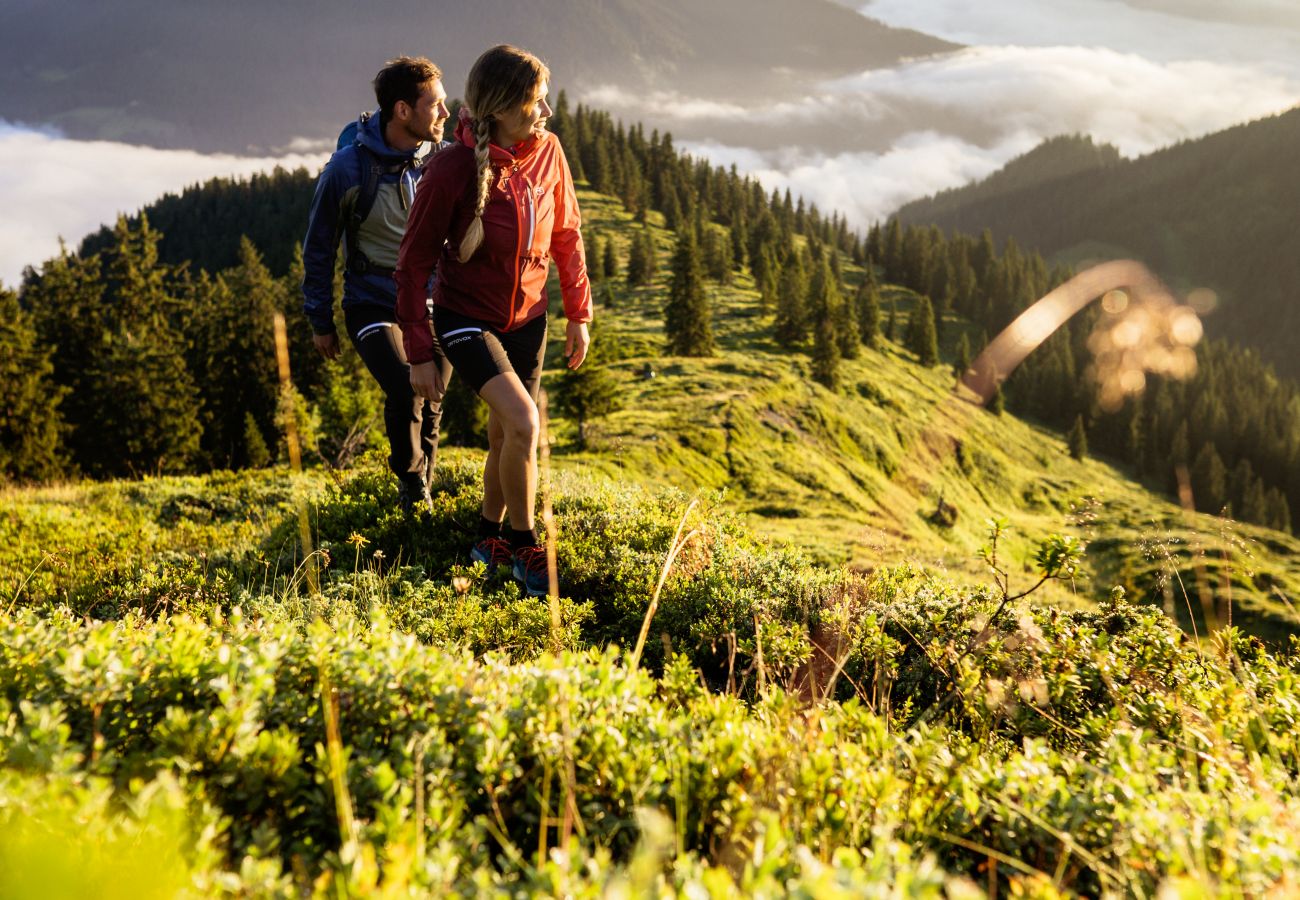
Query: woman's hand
565,320,590,369
410,360,445,400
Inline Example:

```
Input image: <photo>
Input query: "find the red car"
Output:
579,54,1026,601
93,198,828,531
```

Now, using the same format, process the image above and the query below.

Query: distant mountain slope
0,0,954,152
896,107,1300,378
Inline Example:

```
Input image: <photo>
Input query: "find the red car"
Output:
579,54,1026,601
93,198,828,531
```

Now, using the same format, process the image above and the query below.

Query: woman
395,44,592,597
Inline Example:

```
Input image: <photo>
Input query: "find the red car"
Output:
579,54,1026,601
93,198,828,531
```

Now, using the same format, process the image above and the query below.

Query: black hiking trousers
344,302,451,486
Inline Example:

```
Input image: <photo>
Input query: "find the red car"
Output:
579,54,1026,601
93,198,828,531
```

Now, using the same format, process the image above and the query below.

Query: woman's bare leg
477,372,538,532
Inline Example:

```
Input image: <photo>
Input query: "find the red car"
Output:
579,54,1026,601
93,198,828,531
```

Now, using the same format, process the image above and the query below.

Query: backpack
336,112,430,276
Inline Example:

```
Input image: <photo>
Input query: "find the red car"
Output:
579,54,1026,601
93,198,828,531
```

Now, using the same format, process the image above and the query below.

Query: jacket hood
356,109,423,163
453,106,540,164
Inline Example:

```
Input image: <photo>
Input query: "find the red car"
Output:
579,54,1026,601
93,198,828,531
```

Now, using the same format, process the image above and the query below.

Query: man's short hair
373,56,442,119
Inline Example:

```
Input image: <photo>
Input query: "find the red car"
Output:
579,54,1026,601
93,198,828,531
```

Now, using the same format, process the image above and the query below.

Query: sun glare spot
1101,289,1129,314
1120,369,1146,394
1170,309,1203,345
1187,288,1218,316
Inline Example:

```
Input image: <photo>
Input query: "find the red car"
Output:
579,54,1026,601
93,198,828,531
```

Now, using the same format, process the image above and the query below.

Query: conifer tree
701,225,731,283
0,288,66,481
1191,442,1228,514
1229,458,1256,516
883,218,904,280
1168,422,1191,492
856,274,881,348
626,231,649,287
808,260,842,389
243,412,272,469
551,349,625,450
887,299,898,343
70,216,205,476
812,313,841,391
1241,475,1268,524
1127,407,1146,470
88,324,204,475
1266,487,1292,533
641,230,658,283
805,259,856,360
1067,415,1088,460
195,238,282,468
588,236,605,283
756,247,779,316
602,238,619,283
907,295,939,366
550,91,582,179
953,333,971,379
836,296,860,360
773,252,808,348
730,212,748,271
989,384,1005,415
625,229,658,288
664,228,713,356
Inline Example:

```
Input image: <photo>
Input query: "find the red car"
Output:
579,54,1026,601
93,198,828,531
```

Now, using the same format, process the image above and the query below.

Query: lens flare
962,260,1202,413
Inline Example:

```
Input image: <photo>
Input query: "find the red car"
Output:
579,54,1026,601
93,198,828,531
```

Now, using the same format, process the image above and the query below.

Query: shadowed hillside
896,107,1300,379
0,0,954,152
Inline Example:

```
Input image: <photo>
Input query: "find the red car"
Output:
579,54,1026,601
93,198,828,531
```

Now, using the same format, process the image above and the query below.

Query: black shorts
433,308,547,400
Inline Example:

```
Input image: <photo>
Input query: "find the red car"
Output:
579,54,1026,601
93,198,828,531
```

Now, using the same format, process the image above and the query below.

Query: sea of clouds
4,0,1299,285
0,123,325,287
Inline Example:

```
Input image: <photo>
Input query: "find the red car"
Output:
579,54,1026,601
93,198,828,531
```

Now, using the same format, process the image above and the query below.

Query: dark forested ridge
897,107,1300,379
78,167,316,278
0,0,954,152
6,94,1298,538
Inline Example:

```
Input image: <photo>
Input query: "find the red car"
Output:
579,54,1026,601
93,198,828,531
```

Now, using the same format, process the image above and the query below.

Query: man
302,56,452,513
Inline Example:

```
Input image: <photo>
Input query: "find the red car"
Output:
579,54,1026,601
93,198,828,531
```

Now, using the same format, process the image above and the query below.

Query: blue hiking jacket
301,110,447,334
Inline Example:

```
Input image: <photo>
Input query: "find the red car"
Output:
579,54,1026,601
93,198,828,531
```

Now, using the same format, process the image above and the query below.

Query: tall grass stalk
537,389,562,647
273,312,317,594
630,498,701,670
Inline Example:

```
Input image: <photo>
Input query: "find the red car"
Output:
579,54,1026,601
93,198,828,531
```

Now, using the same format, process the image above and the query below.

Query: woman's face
492,80,552,147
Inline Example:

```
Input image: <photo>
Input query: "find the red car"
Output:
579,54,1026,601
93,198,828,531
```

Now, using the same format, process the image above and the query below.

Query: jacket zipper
507,165,524,329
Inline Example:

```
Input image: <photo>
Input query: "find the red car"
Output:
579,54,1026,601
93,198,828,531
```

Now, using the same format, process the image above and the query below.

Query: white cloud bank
670,43,1299,230
857,0,1300,76
0,122,325,287
680,132,1037,233
830,45,1300,157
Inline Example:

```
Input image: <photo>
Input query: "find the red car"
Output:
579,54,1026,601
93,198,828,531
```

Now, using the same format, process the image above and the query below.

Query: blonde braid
458,114,495,262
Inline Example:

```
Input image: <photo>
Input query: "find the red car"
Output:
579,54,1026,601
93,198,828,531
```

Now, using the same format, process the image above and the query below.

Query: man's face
400,79,450,143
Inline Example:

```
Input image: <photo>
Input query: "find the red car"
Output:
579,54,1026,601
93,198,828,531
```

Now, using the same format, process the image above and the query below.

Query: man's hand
410,360,445,400
313,332,341,361
565,320,590,370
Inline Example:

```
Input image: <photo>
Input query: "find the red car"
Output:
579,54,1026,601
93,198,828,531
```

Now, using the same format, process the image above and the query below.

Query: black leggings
344,303,452,482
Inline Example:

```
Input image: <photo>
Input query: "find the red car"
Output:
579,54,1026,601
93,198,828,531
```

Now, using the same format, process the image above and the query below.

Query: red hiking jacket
395,111,592,365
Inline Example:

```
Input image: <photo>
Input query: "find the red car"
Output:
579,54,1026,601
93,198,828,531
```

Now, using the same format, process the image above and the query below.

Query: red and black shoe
511,545,551,597
470,536,512,570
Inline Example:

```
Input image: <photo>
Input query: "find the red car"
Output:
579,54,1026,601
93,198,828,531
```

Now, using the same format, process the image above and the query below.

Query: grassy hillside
5,445,1300,893
559,187,1300,639
896,107,1300,379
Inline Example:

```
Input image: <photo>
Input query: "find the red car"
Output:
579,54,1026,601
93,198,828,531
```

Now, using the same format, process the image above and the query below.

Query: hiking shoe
512,545,551,597
470,536,513,570
396,476,432,516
